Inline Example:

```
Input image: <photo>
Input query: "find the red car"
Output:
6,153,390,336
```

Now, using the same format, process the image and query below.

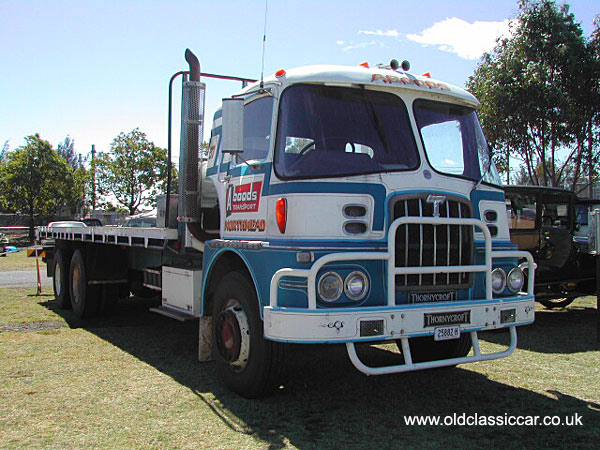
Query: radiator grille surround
391,194,474,291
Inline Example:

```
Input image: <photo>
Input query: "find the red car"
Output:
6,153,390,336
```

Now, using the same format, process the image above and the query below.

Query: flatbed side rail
36,226,178,250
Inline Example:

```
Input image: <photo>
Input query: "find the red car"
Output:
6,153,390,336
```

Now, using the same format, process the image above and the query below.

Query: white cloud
406,17,510,60
336,40,345,45
342,40,378,52
443,158,458,166
358,29,400,37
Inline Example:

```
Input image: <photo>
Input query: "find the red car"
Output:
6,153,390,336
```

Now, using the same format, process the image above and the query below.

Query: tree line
0,129,174,239
467,0,600,195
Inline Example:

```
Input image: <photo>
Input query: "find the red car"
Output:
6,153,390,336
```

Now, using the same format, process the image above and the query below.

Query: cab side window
507,194,536,230
238,96,274,164
542,202,569,229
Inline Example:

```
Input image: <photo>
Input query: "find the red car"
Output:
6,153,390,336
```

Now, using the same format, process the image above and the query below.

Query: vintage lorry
37,50,535,397
504,185,596,308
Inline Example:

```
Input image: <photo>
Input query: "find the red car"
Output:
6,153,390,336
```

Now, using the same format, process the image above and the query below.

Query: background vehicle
36,50,535,397
47,221,87,228
80,218,102,227
504,185,596,308
122,213,156,228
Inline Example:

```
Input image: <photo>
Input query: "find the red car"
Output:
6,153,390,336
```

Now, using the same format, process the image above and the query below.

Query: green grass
0,250,39,272
0,289,598,449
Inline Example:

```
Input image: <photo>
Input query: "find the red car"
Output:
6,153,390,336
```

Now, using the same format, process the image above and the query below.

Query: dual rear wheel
53,248,120,318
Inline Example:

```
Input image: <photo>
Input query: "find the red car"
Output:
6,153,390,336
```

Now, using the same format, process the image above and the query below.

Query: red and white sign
226,181,263,217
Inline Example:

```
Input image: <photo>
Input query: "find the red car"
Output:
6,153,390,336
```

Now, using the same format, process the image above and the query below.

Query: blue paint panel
202,246,390,312
470,189,505,219
268,182,387,230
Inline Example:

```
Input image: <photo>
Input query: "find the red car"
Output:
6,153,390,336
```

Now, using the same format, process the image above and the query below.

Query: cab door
222,94,274,239
506,190,540,256
537,192,573,277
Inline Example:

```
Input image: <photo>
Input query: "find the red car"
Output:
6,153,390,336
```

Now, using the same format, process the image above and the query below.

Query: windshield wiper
472,153,492,190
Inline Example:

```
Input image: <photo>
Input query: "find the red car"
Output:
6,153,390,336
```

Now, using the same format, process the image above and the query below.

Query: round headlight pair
318,271,369,302
491,267,525,294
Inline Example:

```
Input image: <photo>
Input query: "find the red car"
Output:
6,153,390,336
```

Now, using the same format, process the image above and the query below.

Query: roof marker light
359,62,370,68
275,69,286,77
422,72,431,78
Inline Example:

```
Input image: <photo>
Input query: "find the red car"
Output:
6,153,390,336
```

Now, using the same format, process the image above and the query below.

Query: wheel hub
215,301,250,369
72,265,81,304
54,263,62,296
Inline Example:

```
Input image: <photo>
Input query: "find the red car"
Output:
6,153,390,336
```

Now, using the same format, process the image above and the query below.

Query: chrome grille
391,195,473,290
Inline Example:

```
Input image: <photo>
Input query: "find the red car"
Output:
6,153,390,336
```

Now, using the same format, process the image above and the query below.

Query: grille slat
419,199,423,286
404,201,409,286
392,195,473,292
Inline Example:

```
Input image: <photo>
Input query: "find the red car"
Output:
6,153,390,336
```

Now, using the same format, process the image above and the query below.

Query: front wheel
538,297,575,309
212,271,286,398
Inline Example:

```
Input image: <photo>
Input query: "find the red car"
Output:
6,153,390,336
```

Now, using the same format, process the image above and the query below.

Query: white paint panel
162,267,203,316
267,194,380,239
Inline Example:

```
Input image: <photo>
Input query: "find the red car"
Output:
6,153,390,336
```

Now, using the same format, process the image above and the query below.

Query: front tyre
212,271,286,398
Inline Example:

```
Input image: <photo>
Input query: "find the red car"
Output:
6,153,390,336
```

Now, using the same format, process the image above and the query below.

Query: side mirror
221,98,244,155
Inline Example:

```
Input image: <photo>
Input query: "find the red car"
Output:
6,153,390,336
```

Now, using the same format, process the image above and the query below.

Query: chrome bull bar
267,216,536,375
269,217,535,308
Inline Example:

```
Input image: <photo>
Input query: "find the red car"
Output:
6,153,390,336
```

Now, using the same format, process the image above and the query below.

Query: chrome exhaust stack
179,49,210,245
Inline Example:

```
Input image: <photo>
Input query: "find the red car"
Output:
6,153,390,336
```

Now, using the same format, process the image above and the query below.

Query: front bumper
264,295,534,343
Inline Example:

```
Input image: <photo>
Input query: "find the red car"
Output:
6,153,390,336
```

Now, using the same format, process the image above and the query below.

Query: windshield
274,84,419,179
414,99,502,186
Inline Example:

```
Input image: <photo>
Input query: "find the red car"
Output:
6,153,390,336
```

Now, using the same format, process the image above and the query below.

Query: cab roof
235,64,479,107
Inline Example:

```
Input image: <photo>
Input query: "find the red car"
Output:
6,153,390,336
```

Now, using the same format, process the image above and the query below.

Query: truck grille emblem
426,195,447,218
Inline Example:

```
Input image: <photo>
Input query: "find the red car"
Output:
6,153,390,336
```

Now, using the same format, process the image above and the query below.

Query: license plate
434,325,461,341
409,291,457,303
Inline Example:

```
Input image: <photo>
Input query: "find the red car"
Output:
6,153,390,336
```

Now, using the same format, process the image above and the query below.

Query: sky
1,0,598,163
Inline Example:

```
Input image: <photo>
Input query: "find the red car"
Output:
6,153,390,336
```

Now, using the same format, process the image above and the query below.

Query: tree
467,0,598,189
57,135,80,169
0,134,74,239
96,128,168,215
1,140,9,162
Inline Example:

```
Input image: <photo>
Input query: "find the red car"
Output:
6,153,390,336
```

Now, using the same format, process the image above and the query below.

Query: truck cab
198,63,535,394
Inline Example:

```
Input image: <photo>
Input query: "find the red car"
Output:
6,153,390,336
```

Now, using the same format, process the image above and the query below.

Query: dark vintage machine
504,185,597,308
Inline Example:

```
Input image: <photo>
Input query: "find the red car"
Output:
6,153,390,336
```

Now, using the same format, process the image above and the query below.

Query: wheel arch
202,249,262,318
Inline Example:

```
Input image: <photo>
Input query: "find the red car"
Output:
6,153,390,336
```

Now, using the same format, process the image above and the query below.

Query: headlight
491,268,506,294
507,267,524,293
344,271,369,301
318,272,343,302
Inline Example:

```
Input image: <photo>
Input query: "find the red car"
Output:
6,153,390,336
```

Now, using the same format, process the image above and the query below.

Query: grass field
0,288,598,449
0,249,39,272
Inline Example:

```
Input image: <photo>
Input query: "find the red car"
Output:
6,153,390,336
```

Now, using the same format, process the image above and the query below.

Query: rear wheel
53,248,71,309
538,297,575,309
212,271,286,398
69,249,100,318
398,334,472,364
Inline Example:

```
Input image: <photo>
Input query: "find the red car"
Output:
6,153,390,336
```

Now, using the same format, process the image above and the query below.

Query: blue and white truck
37,50,535,398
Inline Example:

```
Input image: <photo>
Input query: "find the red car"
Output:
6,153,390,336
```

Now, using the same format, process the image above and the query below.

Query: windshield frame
413,98,502,188
272,83,421,181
